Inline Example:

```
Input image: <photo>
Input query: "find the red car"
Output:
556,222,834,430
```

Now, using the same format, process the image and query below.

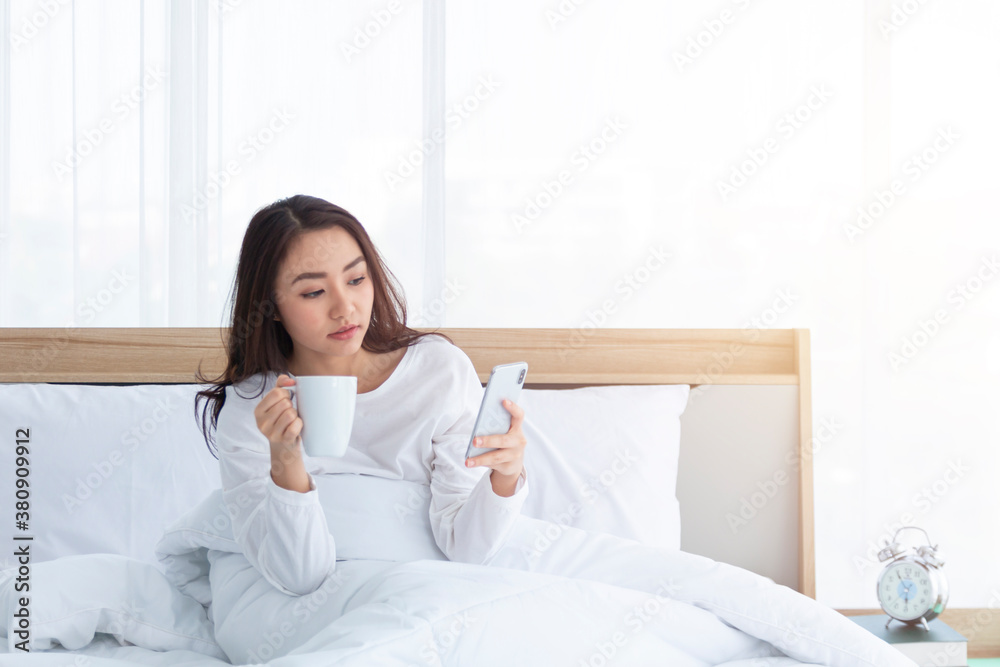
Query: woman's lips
329,325,358,340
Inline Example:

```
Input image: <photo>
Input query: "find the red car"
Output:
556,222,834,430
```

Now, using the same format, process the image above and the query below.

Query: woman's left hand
465,398,526,478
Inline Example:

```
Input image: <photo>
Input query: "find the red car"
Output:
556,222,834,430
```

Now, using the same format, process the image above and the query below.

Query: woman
195,194,529,598
192,195,910,666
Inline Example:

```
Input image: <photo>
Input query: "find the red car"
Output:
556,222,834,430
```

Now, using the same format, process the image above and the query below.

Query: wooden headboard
0,327,814,597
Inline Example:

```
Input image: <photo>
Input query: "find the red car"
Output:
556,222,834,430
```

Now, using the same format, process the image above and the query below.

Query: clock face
878,560,935,621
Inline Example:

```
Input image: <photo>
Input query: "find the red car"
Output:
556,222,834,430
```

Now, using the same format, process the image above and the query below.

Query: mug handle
285,372,296,406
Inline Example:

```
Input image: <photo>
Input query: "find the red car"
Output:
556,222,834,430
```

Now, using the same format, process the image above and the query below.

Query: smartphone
464,361,528,460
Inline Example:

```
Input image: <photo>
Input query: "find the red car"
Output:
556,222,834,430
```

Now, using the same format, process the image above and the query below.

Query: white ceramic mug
287,375,357,457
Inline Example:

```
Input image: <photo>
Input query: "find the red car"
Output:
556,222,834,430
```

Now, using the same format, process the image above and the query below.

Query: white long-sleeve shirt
215,334,529,596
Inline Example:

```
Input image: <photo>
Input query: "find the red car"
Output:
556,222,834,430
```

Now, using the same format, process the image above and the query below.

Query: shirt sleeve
428,349,530,565
216,381,337,596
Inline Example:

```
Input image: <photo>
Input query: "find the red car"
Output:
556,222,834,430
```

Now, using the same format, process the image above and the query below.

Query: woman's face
272,226,374,367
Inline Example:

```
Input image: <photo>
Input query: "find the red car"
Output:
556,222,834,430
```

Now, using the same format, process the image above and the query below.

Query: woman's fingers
469,399,524,449
273,374,296,406
277,411,303,445
257,396,288,433
467,437,527,469
257,376,295,415
503,398,525,428
263,407,293,446
466,398,527,472
468,450,510,467
469,433,514,456
467,435,502,468
255,374,300,447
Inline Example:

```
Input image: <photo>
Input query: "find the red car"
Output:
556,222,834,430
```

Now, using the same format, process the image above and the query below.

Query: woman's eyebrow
291,256,366,284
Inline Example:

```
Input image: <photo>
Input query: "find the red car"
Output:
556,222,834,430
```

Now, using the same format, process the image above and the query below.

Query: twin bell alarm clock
876,526,948,631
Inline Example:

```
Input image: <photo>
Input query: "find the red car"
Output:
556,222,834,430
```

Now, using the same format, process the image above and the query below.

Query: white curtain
1,0,428,327
2,0,998,609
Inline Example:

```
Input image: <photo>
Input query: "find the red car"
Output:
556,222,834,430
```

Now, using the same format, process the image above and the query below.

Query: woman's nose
326,288,352,318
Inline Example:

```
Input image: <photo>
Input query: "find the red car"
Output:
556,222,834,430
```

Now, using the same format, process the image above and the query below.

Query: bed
0,327,913,666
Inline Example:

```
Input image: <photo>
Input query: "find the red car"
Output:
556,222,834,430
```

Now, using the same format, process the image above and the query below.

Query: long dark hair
195,194,451,458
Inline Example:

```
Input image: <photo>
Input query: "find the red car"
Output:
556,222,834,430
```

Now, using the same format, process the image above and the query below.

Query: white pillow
0,554,225,658
0,382,685,564
517,385,689,550
0,383,221,566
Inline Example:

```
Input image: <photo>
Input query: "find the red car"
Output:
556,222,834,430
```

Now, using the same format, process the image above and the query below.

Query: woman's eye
302,277,364,298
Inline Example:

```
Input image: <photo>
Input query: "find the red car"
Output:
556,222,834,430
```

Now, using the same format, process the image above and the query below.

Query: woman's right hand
254,374,303,452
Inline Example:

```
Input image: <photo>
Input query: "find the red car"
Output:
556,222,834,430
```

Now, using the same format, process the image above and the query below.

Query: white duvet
2,475,915,667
